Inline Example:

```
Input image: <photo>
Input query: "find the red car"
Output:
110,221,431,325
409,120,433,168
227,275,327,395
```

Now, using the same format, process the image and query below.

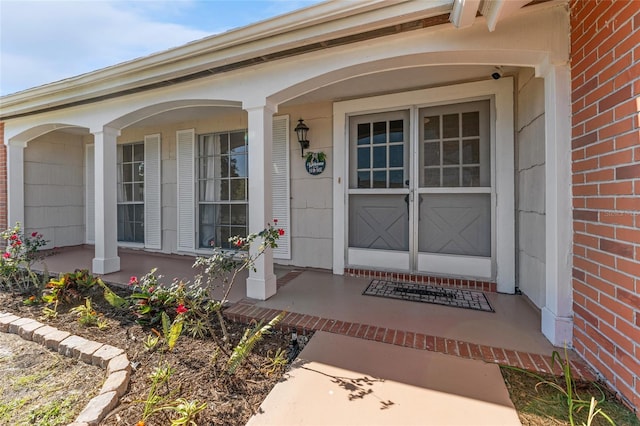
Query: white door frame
333,78,515,293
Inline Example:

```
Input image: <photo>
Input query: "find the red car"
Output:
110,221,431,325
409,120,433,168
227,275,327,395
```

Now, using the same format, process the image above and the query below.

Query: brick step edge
223,302,596,382
0,311,131,426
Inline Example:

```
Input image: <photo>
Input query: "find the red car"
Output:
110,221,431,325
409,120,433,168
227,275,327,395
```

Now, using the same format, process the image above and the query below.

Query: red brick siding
570,0,640,411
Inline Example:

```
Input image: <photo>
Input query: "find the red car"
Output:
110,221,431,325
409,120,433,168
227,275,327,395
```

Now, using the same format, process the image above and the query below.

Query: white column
91,126,120,274
244,102,277,300
6,140,26,228
541,62,573,346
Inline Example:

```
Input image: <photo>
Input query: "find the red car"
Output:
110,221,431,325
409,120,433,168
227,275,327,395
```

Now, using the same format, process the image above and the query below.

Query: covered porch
35,246,593,379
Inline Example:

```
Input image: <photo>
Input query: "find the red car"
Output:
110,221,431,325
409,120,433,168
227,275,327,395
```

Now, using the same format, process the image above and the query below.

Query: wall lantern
294,118,310,157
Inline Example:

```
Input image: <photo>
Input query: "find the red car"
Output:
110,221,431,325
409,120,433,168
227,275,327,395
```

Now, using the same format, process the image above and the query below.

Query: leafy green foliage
227,312,284,375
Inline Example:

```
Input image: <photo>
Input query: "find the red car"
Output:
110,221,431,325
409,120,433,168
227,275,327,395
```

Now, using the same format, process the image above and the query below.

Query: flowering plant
0,222,48,293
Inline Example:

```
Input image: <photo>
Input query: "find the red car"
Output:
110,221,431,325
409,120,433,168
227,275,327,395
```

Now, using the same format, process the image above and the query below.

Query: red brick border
345,267,497,293
225,271,594,381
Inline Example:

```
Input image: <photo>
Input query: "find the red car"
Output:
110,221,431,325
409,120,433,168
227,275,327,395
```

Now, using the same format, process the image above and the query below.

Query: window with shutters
197,130,248,249
117,143,144,243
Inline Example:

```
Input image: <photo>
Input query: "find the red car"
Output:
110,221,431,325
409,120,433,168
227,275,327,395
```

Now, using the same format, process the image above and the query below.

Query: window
197,130,248,249
117,143,144,243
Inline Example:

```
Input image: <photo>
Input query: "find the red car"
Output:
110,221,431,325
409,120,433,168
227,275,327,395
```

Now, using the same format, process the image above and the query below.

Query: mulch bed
0,287,295,426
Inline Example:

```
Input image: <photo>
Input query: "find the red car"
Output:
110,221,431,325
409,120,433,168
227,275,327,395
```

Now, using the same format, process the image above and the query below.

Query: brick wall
570,0,640,411
0,121,6,236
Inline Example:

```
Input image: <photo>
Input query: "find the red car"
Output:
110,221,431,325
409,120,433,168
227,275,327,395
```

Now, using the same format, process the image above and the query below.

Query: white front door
347,100,493,278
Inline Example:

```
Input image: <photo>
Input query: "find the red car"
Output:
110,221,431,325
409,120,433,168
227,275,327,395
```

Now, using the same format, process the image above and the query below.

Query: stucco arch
103,99,243,131
6,123,89,147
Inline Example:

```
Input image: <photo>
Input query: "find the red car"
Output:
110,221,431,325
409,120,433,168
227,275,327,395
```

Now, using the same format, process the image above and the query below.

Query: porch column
244,101,277,300
6,140,26,228
541,62,573,346
91,126,120,274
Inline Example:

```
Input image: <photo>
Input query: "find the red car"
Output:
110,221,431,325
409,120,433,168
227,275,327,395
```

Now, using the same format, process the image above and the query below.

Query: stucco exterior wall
116,104,333,269
279,102,333,270
570,0,640,411
516,68,546,308
24,131,85,248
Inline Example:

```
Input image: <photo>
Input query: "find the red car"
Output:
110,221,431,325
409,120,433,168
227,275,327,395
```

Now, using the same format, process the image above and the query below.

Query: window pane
462,112,480,137
389,145,403,168
372,171,386,188
135,162,144,181
424,168,440,187
200,179,228,201
357,147,370,169
218,204,230,225
230,226,246,239
134,204,144,222
372,122,387,144
123,163,133,182
423,116,439,140
230,154,247,177
199,204,217,248
443,167,459,187
219,156,230,178
230,179,246,201
230,204,247,225
219,134,229,154
389,120,403,142
124,184,133,202
443,114,459,138
357,171,370,188
123,145,132,162
373,146,386,168
443,141,460,165
389,170,404,188
229,132,246,153
133,144,144,162
463,139,480,164
424,142,440,166
133,183,144,202
357,123,370,145
463,167,480,187
134,222,144,242
199,158,211,179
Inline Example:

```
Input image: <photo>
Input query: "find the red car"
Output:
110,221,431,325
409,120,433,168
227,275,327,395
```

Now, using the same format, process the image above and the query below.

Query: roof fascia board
1,0,452,117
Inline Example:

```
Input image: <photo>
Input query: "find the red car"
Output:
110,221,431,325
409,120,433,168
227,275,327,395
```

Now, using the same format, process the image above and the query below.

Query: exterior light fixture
294,118,310,157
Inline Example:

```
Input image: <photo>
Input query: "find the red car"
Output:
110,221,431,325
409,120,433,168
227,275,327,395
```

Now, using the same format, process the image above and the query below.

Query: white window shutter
272,115,291,259
144,134,162,249
85,144,95,243
176,129,195,252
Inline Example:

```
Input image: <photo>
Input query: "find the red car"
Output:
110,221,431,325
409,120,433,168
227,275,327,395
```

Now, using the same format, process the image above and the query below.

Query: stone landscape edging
0,311,131,426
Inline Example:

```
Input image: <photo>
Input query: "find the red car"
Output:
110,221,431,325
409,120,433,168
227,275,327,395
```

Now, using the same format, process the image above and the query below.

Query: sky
0,0,323,96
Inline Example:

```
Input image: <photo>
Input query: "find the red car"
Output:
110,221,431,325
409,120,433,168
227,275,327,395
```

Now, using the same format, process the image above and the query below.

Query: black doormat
363,279,494,312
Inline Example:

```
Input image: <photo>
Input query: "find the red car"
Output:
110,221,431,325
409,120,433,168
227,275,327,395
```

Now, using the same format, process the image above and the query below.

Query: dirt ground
0,332,103,425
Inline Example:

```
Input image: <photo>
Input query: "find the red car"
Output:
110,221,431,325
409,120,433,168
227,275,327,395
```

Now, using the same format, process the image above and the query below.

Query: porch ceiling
282,64,520,106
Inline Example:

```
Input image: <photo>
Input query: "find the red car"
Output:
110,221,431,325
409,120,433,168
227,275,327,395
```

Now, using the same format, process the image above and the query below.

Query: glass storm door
348,100,493,278
348,111,411,270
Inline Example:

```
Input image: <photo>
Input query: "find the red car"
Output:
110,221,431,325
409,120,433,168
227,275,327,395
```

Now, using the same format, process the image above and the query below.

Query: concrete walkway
248,331,521,426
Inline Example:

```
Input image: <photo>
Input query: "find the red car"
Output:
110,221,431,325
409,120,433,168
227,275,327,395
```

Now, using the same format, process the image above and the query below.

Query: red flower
148,286,155,293
31,232,38,237
128,276,138,286
278,229,285,236
176,304,188,315
235,239,244,247
13,240,22,246
273,218,278,224
3,252,10,259
10,234,17,240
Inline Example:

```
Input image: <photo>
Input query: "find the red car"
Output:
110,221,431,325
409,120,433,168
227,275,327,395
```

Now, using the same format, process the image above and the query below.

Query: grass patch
501,366,639,426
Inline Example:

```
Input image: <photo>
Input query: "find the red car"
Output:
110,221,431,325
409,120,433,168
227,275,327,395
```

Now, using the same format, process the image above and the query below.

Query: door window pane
389,145,403,168
372,171,386,188
424,168,440,187
358,147,370,169
424,142,440,166
442,167,459,187
372,122,387,144
423,116,439,140
357,123,370,145
463,139,480,164
462,112,480,137
443,114,459,138
389,170,404,188
389,120,404,142
373,146,386,168
443,141,460,165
